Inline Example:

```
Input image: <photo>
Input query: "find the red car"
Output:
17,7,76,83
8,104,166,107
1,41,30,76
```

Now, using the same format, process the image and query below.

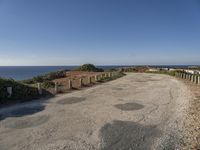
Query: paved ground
0,73,190,150
180,79,200,149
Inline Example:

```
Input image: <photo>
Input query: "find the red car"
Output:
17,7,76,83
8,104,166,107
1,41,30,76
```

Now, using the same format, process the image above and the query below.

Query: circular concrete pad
115,103,144,111
112,87,123,91
57,97,86,104
3,115,50,129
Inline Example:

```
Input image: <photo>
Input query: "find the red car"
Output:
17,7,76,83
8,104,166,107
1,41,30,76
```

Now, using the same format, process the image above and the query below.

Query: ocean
0,65,190,81
0,66,124,81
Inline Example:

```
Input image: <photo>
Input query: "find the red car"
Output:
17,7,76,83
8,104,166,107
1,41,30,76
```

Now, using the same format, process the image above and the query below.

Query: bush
0,78,39,104
146,70,178,76
75,64,104,72
21,70,67,84
98,72,125,82
42,81,55,89
120,66,149,72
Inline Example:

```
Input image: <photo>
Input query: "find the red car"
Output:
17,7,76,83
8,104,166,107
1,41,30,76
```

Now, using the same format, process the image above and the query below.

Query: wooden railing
36,72,113,95
175,72,200,84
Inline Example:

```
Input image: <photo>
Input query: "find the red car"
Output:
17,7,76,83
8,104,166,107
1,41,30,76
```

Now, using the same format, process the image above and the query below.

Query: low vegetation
21,70,68,84
0,78,39,105
146,70,177,76
41,81,55,89
188,66,200,70
21,64,104,85
74,64,104,72
0,64,123,105
119,66,149,72
98,72,125,82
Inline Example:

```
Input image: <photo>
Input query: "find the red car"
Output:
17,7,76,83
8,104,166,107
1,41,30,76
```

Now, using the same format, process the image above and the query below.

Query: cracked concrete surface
0,73,190,150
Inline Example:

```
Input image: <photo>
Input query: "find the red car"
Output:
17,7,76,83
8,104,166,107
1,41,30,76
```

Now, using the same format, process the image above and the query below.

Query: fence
3,72,116,98
36,72,113,95
175,72,200,85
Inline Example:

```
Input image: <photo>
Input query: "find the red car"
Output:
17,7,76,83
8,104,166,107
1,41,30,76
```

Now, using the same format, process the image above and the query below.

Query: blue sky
0,0,200,66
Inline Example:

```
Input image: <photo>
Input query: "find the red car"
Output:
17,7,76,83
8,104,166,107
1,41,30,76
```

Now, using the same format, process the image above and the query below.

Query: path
0,73,190,150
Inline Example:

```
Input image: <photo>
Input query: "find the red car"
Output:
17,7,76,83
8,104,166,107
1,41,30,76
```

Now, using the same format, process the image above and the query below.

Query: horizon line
0,64,200,67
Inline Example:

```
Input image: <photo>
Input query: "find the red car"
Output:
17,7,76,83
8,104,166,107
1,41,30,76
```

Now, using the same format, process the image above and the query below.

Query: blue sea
0,66,125,81
0,65,190,81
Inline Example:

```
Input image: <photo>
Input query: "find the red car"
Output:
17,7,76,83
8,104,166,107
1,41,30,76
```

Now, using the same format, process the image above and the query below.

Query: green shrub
0,78,39,104
120,66,149,72
75,64,104,72
98,72,125,82
21,70,67,84
42,81,55,89
146,70,178,76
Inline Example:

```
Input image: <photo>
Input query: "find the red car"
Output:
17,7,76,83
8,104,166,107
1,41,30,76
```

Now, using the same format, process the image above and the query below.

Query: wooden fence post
55,82,58,94
186,74,189,80
7,87,12,97
193,75,196,83
198,76,200,85
195,75,198,84
184,73,187,79
189,74,191,81
191,75,194,82
37,83,42,95
108,72,111,77
95,75,98,81
68,79,72,89
88,76,91,84
79,78,83,88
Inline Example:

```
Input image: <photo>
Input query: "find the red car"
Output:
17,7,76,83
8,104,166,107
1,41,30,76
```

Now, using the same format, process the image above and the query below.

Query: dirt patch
135,79,159,82
3,115,50,129
112,87,123,91
135,80,147,82
115,103,144,111
118,99,124,101
99,120,161,150
57,97,86,104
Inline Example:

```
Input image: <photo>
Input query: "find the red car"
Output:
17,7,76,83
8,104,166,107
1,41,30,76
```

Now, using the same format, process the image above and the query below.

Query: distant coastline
0,66,121,80
0,65,196,80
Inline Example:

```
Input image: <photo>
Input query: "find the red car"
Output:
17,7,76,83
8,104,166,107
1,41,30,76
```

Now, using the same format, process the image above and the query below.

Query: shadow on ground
57,97,86,104
99,120,161,150
0,105,45,121
115,103,144,111
112,87,124,91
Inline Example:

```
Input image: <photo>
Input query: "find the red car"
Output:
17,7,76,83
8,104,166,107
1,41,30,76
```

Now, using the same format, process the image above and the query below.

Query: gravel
0,73,191,150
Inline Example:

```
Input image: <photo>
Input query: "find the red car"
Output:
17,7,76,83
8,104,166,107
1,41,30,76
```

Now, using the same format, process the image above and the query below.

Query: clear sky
0,0,200,66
